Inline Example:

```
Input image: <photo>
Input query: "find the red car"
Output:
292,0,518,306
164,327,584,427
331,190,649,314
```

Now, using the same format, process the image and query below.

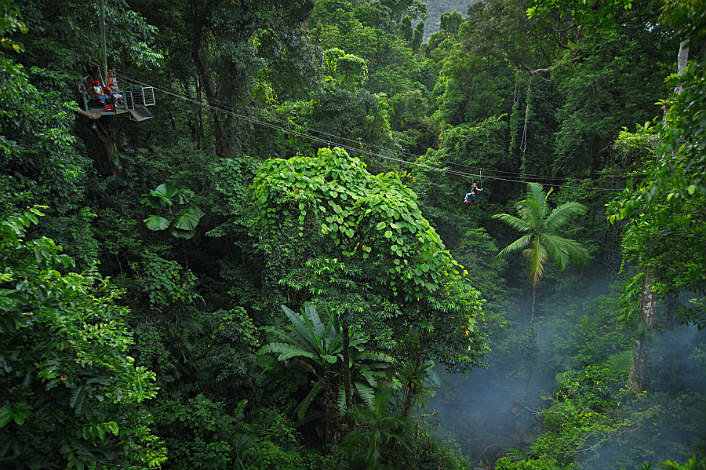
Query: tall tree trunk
90,120,119,176
195,75,203,150
530,284,536,330
323,380,342,449
190,3,230,157
629,41,690,393
342,315,352,411
629,267,657,392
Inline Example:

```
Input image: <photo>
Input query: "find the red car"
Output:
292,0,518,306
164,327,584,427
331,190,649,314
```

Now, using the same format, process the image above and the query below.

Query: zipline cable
120,74,620,185
118,72,580,183
120,75,623,192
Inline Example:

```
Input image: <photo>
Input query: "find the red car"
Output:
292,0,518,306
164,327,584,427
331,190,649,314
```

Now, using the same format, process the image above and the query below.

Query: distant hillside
422,0,476,39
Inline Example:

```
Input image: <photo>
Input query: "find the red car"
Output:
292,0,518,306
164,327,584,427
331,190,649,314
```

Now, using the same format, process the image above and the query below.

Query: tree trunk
530,283,536,330
90,120,119,176
195,75,203,149
323,380,342,448
674,40,689,94
401,357,420,417
628,41,688,393
629,41,690,393
342,315,352,411
190,4,230,157
629,267,657,392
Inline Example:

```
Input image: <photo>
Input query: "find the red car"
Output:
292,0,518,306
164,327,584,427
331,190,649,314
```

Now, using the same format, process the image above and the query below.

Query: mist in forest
579,324,706,470
428,273,706,469
429,366,549,466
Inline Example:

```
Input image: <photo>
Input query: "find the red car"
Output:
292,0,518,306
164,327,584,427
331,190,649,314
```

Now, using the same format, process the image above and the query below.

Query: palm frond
262,326,307,348
525,241,548,287
355,351,394,364
323,315,343,351
497,234,532,260
321,353,341,364
605,350,632,375
527,182,548,215
541,232,570,270
559,236,590,265
545,201,588,231
324,324,343,353
517,197,543,230
359,368,379,387
544,233,590,265
493,213,532,233
355,382,376,410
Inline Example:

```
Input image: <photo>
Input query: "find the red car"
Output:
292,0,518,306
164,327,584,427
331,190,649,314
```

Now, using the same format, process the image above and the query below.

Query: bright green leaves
0,210,165,468
81,421,120,442
141,182,205,239
249,147,462,299
249,147,486,371
135,251,202,310
323,48,369,89
145,183,181,207
527,0,633,28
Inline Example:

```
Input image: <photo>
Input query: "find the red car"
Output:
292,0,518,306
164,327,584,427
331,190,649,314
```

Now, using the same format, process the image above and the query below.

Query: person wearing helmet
106,70,123,105
90,80,108,105
463,182,483,203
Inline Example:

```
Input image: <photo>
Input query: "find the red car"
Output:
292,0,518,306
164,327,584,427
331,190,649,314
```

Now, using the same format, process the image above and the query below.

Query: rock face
422,0,476,39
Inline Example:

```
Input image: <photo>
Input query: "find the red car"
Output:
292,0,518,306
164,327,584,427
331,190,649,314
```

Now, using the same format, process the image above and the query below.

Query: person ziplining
464,182,483,203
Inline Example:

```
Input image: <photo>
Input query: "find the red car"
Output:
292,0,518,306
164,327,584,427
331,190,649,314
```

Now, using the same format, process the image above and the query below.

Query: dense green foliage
1,0,705,468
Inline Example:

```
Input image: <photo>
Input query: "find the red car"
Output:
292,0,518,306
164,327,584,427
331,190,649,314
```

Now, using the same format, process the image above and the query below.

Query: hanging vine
519,75,533,178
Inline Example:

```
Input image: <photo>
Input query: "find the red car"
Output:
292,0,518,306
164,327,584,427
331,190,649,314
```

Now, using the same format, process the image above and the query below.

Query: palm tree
259,303,390,445
343,387,412,470
493,183,589,330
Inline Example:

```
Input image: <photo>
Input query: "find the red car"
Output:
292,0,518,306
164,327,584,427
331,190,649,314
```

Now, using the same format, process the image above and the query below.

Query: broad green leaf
144,215,170,231
70,386,87,415
174,206,205,231
154,183,180,200
322,354,339,364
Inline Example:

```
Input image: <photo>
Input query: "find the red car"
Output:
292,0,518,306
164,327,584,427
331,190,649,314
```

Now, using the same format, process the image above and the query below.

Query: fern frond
355,382,376,409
